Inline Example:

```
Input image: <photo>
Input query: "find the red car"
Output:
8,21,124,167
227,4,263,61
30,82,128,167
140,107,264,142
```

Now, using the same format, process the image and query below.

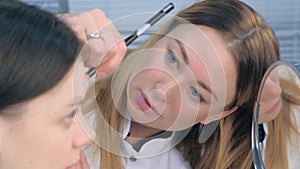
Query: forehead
166,24,231,63
25,62,84,117
32,68,74,108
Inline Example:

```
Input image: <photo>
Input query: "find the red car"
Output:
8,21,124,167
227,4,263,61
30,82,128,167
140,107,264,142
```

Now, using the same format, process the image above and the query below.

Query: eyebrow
174,39,189,64
173,39,218,101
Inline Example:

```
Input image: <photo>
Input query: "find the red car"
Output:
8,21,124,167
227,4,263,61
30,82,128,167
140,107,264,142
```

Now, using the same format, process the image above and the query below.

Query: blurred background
22,0,300,62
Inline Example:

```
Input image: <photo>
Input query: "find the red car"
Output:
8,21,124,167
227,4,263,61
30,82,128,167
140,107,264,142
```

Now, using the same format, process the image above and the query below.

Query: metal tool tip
162,2,175,13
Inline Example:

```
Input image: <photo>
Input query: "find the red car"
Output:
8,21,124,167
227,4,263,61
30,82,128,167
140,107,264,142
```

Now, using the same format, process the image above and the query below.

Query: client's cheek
261,78,282,101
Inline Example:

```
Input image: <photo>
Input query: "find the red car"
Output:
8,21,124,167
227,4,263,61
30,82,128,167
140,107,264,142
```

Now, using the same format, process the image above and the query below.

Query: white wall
243,0,300,61
21,0,300,61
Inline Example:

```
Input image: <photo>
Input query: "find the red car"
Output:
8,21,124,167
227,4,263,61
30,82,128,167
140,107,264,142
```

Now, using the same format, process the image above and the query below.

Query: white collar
123,118,131,139
122,119,177,158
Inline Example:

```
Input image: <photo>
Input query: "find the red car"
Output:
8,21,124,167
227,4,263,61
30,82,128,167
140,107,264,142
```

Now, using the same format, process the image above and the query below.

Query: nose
154,75,180,98
72,114,96,148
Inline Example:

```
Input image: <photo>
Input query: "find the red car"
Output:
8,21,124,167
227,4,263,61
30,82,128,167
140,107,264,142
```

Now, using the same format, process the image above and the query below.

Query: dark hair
0,0,80,112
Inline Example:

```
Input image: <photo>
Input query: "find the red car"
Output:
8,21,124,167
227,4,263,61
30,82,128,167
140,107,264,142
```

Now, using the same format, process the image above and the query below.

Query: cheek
1,119,74,169
165,98,181,117
261,79,282,101
165,99,202,130
195,105,213,123
259,110,280,123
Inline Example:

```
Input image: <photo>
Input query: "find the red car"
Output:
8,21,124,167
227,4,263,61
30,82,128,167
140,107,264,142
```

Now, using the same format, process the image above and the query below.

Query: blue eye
191,87,200,97
167,50,179,65
190,86,205,102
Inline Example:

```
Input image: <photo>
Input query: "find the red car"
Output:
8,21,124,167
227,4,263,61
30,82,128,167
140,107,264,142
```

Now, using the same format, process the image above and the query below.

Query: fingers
95,40,126,79
57,13,87,43
83,9,127,70
58,9,127,69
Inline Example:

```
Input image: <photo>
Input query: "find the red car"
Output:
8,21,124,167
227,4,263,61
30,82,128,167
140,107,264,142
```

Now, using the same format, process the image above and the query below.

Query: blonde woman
187,64,300,169
185,38,299,169
86,0,279,169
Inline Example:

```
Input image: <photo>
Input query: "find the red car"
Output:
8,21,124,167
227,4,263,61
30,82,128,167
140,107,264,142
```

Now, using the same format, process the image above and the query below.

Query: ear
200,107,239,124
222,106,239,118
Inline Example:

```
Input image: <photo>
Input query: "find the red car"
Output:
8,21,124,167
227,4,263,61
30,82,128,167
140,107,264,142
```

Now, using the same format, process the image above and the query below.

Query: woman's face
0,63,94,169
259,69,282,123
125,25,238,131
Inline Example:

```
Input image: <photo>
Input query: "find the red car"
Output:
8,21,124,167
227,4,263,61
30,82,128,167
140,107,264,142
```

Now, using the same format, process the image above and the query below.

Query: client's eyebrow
174,39,218,101
174,39,189,64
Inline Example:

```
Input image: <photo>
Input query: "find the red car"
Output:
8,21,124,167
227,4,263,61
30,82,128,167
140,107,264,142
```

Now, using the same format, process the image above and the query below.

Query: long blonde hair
89,5,199,167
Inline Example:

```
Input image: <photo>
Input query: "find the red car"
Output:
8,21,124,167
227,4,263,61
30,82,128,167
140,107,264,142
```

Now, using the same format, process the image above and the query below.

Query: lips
138,90,160,116
138,91,152,111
